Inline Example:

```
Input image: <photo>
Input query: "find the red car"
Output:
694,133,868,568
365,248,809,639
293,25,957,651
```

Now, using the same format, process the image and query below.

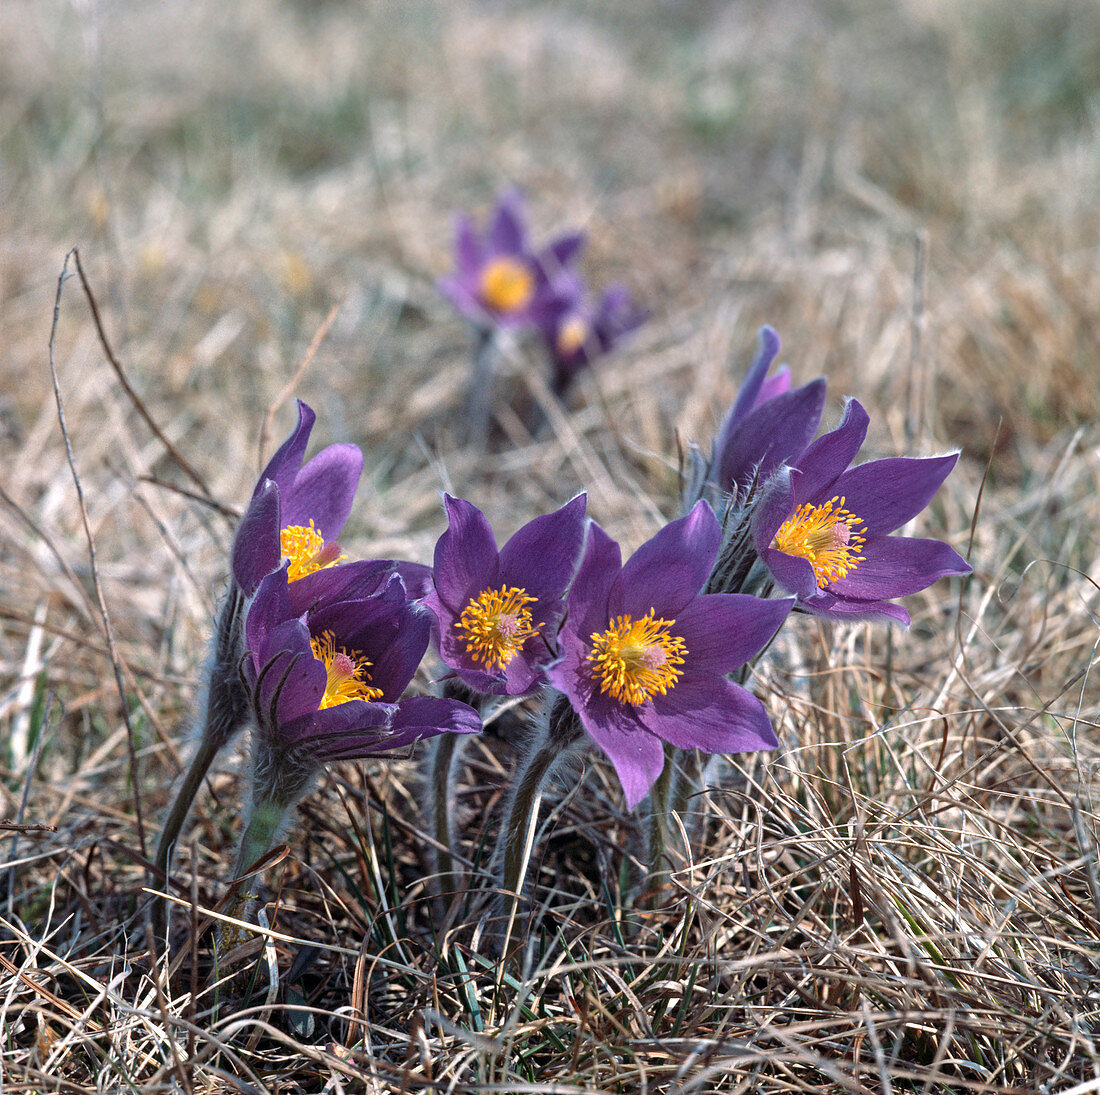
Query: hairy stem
427,730,469,903
465,326,496,449
495,695,583,954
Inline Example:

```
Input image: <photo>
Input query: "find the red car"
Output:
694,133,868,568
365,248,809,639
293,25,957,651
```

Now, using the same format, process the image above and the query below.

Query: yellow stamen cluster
556,316,589,358
479,256,535,314
587,611,687,707
771,495,866,587
456,586,539,670
281,520,346,583
310,630,383,709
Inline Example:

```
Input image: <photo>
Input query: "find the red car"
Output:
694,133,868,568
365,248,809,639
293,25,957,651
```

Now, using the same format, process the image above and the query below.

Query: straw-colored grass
1,1,1098,1090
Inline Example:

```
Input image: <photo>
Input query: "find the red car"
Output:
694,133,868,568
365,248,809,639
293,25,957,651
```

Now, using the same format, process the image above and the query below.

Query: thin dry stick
258,299,342,468
71,248,216,504
49,247,148,859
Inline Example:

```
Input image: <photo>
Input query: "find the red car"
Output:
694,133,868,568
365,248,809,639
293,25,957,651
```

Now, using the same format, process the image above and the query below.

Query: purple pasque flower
713,326,826,502
542,281,647,396
423,493,588,696
437,188,584,331
245,564,480,771
548,501,793,809
753,398,972,625
232,400,364,599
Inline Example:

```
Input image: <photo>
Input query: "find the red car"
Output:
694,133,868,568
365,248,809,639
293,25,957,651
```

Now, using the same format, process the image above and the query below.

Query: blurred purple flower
423,493,588,696
245,565,480,769
549,501,792,808
437,188,583,331
713,326,826,502
753,399,972,625
542,282,647,396
231,400,364,599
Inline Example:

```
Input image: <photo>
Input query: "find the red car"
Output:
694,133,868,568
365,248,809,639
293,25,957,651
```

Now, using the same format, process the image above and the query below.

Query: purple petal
257,619,326,728
725,326,782,428
673,594,793,674
395,561,433,601
613,501,720,619
388,696,482,749
454,213,484,276
498,494,587,602
755,365,792,407
363,603,433,700
437,274,485,325
716,378,826,495
797,592,911,626
291,699,393,753
489,188,528,254
287,558,396,616
256,400,315,500
232,479,283,595
432,495,501,613
538,232,586,282
566,522,622,641
576,693,666,810
827,535,971,600
281,442,363,542
794,398,870,503
753,467,798,550
639,674,778,755
761,546,821,599
830,452,960,536
246,566,294,658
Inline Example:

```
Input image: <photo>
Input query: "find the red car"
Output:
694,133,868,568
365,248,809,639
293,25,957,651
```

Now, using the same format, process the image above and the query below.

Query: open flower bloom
245,565,480,772
437,188,584,331
231,400,365,600
548,501,793,809
713,326,826,503
541,282,647,395
423,493,588,696
753,399,972,625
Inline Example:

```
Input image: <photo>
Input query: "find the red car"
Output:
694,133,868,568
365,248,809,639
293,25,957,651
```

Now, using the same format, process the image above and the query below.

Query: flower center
310,630,383,708
587,611,687,706
556,315,589,358
456,586,539,670
771,495,867,587
478,256,535,315
281,520,346,583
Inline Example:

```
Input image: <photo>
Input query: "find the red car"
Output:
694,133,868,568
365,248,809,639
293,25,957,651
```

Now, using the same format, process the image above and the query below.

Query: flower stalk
494,694,584,953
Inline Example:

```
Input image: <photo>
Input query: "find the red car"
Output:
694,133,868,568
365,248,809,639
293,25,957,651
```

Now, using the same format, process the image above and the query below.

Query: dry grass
2,0,1099,1090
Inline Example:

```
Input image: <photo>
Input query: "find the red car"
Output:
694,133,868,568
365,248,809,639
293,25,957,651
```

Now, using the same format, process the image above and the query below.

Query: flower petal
256,400,314,499
454,213,484,276
724,325,781,428
576,692,666,810
489,188,527,254
432,495,501,613
716,378,826,495
794,398,869,502
761,546,821,599
281,442,363,542
287,558,396,616
639,674,778,755
613,500,720,619
388,696,483,749
498,493,587,602
673,594,793,674
827,534,971,600
831,452,960,536
755,364,792,407
566,522,622,641
232,479,283,595
797,591,911,626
